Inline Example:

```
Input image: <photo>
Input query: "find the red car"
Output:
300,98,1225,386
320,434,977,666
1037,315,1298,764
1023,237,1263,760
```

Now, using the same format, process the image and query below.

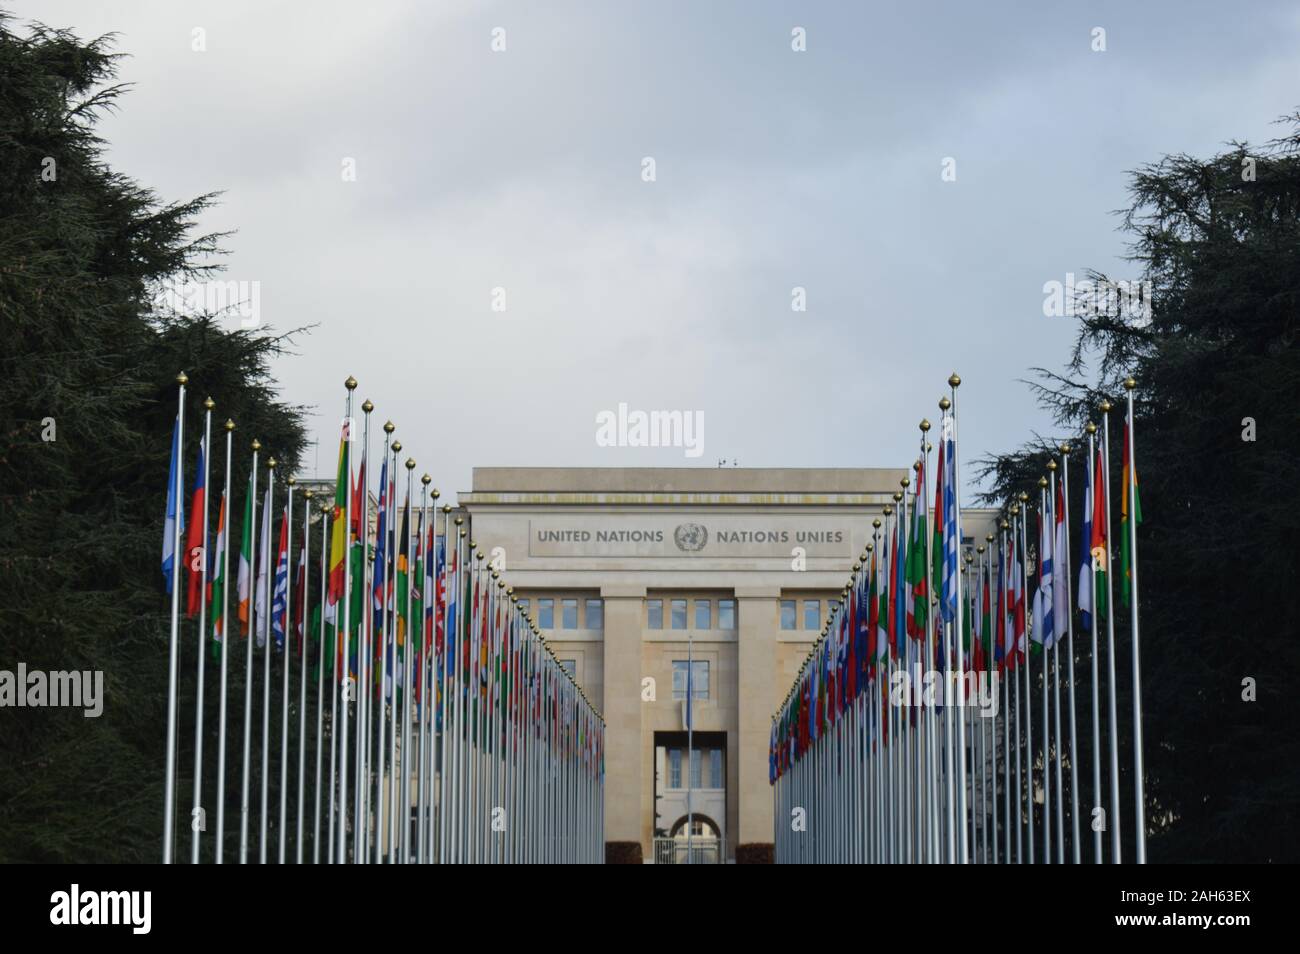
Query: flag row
771,374,1146,864
160,374,604,864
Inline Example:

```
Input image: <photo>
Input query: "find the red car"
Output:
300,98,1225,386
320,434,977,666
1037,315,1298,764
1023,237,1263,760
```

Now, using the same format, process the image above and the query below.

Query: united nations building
459,466,995,863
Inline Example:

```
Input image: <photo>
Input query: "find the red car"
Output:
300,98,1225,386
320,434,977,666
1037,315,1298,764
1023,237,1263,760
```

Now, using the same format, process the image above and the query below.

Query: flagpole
356,400,373,864
260,456,276,864
239,438,259,864
337,375,357,864
402,457,417,863
1100,398,1122,863
1060,446,1082,864
1038,479,1052,865
389,440,404,863
921,423,940,866
314,500,329,863
162,371,187,864
373,423,392,861
1124,377,1146,863
416,478,431,863
297,489,313,863
190,398,213,863
1016,497,1034,864
1048,466,1066,863
215,419,235,864
947,373,969,865
1085,424,1103,863
687,632,693,864
278,478,294,863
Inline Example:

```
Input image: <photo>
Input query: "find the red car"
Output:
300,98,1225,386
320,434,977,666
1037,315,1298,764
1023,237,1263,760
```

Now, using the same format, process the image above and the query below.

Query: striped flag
162,415,183,594
210,491,228,657
1089,445,1109,617
326,420,350,611
1053,476,1069,637
184,437,206,616
271,507,289,651
254,486,271,647
237,469,255,635
940,416,959,622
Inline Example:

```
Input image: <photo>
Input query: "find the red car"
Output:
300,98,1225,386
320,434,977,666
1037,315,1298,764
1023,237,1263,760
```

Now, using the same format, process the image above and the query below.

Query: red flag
184,439,207,617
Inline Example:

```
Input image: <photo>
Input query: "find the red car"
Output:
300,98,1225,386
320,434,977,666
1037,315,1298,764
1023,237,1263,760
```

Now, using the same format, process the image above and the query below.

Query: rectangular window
671,598,687,630
669,749,682,788
559,659,577,680
803,600,820,630
561,598,578,630
647,599,663,630
690,749,702,789
780,599,797,630
538,598,554,629
718,599,736,630
694,599,711,630
672,660,709,700
709,749,722,789
585,598,603,629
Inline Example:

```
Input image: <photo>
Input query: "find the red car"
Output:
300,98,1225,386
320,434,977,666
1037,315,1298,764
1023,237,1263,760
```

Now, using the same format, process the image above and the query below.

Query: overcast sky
16,1,1300,497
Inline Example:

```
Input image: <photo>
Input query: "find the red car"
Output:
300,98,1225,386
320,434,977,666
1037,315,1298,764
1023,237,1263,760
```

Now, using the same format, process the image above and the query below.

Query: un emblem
673,523,708,552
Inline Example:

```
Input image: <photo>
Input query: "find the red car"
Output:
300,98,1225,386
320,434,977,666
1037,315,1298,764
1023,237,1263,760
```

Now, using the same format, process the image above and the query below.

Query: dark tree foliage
976,118,1300,862
0,14,307,861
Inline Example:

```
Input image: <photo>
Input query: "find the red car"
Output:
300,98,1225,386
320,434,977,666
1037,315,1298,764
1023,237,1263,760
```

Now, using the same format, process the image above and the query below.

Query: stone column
736,587,780,858
600,584,645,861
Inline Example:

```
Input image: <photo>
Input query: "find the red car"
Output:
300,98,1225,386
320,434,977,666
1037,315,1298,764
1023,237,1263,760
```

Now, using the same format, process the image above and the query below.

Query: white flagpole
215,419,234,864
1048,468,1065,864
416,478,431,863
314,501,329,863
1016,498,1033,864
278,479,294,863
162,371,187,864
1086,424,1103,863
1100,398,1122,862
1060,446,1082,864
190,399,213,863
1124,378,1147,864
260,457,276,863
948,373,969,865
337,375,357,863
355,401,372,863
402,457,417,863
374,424,393,862
297,488,313,863
239,439,259,864
1038,480,1052,865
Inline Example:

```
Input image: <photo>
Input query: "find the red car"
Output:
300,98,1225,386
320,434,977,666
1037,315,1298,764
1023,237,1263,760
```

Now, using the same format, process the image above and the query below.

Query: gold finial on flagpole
1123,377,1136,391
287,476,296,486
345,376,357,391
948,373,961,388
1060,442,1070,454
1018,491,1029,503
920,419,930,432
939,397,951,411
225,419,235,432
204,397,214,410
1037,477,1046,488
384,421,395,434
268,457,277,470
872,519,881,529
177,372,188,385
405,458,415,470
252,439,261,452
361,400,373,413
865,542,873,553
1085,422,1097,434
901,476,909,488
1047,460,1057,472
392,441,402,453
305,490,314,500
1099,399,1112,413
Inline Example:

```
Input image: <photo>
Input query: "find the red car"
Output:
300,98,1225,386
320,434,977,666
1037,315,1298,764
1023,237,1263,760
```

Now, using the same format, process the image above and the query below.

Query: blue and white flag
1078,455,1094,632
940,417,959,622
161,415,184,593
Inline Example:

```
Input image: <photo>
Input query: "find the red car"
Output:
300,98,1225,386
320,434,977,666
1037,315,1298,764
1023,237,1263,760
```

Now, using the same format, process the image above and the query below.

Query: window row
647,598,735,631
517,597,603,631
780,599,838,631
667,746,724,790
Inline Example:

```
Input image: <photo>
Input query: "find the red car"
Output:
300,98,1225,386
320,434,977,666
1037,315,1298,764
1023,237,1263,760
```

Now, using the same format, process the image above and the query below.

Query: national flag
893,510,906,657
1035,498,1055,650
254,486,271,647
372,454,389,637
940,417,959,622
980,557,992,667
1078,450,1095,632
294,519,307,655
1090,445,1109,617
271,508,289,650
1121,415,1142,606
210,491,228,658
1053,476,1070,640
1013,527,1027,661
326,420,350,608
237,469,255,635
162,415,183,594
906,457,928,640
185,437,207,617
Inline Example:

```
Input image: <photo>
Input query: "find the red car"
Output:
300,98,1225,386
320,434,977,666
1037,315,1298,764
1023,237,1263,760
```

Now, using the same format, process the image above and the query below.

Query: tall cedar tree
0,14,308,861
977,118,1300,862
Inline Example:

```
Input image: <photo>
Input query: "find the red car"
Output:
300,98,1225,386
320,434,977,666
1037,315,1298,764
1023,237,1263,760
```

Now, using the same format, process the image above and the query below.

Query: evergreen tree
978,118,1300,862
0,13,307,861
